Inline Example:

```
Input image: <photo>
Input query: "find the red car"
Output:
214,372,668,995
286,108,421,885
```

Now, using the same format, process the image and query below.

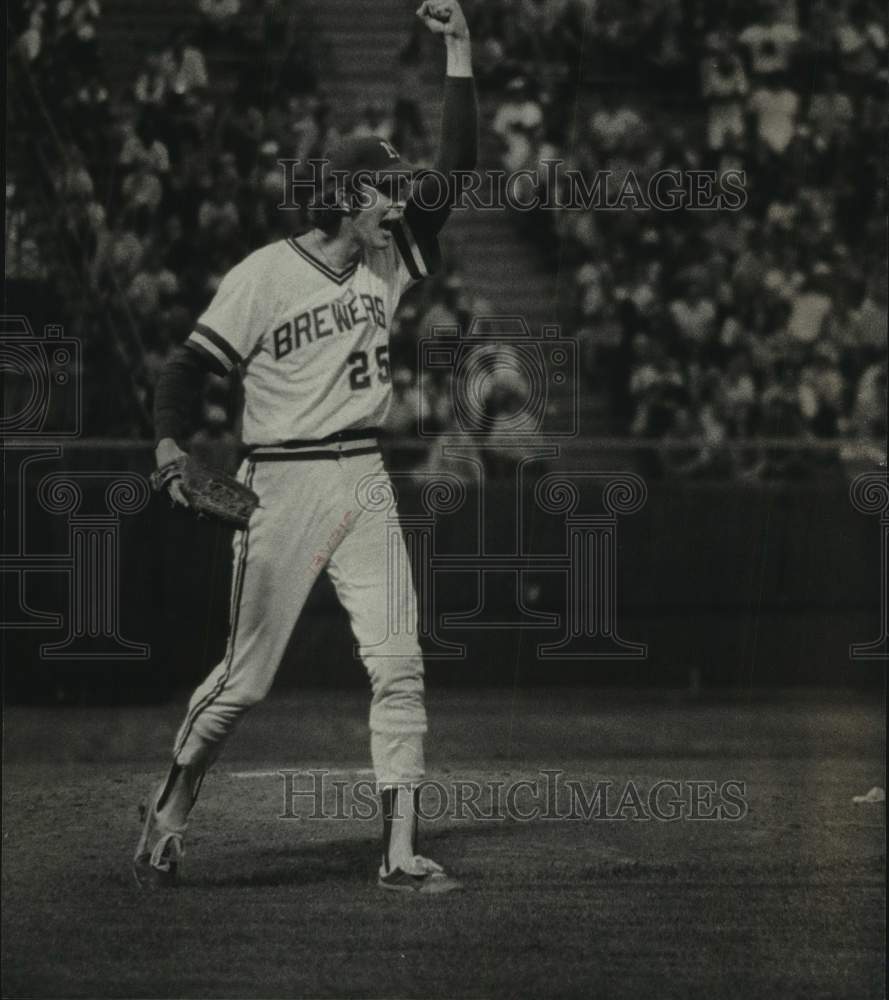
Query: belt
246,429,381,462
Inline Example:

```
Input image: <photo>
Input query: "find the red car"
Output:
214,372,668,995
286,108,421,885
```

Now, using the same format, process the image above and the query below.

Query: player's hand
416,0,469,40
155,438,191,509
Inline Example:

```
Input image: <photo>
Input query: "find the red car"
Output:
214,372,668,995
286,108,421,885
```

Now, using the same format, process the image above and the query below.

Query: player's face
352,179,410,251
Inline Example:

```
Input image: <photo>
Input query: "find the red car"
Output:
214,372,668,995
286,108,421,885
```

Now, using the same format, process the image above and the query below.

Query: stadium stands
6,0,887,478
467,0,887,478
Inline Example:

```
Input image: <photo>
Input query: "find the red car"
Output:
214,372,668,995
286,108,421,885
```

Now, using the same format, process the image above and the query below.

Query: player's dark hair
308,170,353,235
309,203,347,236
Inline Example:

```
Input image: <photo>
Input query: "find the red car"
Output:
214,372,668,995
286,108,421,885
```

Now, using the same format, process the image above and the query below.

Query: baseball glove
150,455,259,530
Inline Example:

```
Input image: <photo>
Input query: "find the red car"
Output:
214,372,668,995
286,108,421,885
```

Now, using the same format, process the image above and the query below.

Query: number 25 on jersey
347,346,390,390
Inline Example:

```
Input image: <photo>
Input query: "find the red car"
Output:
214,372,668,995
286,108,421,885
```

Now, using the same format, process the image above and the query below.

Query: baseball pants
172,441,427,786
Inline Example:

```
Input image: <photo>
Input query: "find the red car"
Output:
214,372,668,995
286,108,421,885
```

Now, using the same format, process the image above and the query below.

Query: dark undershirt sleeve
404,75,478,245
435,76,478,175
153,342,221,446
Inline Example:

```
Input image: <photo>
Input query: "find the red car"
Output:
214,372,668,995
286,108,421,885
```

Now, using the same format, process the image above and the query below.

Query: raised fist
416,0,469,40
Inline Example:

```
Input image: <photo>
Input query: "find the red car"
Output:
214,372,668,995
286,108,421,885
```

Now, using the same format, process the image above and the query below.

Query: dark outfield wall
1,446,883,702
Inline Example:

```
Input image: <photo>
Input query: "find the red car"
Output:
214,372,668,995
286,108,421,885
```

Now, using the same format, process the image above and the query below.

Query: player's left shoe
133,798,186,889
378,855,463,894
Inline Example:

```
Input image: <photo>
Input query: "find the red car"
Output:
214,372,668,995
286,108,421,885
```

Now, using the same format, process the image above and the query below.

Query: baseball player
135,0,476,894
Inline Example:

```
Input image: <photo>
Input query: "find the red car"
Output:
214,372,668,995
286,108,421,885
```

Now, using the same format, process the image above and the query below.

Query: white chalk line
229,768,375,779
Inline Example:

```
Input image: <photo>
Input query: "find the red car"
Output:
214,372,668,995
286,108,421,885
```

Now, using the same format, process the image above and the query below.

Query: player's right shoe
378,855,463,894
133,797,186,889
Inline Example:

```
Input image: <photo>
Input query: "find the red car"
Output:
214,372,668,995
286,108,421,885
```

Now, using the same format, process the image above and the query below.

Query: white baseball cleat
378,855,463,894
133,798,186,889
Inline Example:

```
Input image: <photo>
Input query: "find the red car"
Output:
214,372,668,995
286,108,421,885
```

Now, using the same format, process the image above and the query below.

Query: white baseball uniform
173,227,436,786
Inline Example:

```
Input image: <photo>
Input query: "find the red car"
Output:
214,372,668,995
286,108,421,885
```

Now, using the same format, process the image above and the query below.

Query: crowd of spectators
8,0,886,478
469,0,887,477
10,0,475,451
10,0,535,481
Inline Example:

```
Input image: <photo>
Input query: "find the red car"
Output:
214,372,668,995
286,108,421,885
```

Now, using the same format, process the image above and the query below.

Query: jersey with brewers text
187,227,432,445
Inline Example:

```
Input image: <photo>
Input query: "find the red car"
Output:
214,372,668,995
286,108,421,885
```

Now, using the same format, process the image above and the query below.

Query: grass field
2,688,885,999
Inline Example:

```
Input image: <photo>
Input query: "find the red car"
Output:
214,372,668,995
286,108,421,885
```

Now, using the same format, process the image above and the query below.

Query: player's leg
325,459,461,893
137,514,264,882
136,459,342,884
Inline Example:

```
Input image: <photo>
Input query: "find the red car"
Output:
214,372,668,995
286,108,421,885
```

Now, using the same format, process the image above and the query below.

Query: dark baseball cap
321,136,416,200
325,135,414,174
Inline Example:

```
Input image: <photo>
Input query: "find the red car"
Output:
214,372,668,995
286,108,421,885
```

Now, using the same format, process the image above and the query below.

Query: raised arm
406,1,477,238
